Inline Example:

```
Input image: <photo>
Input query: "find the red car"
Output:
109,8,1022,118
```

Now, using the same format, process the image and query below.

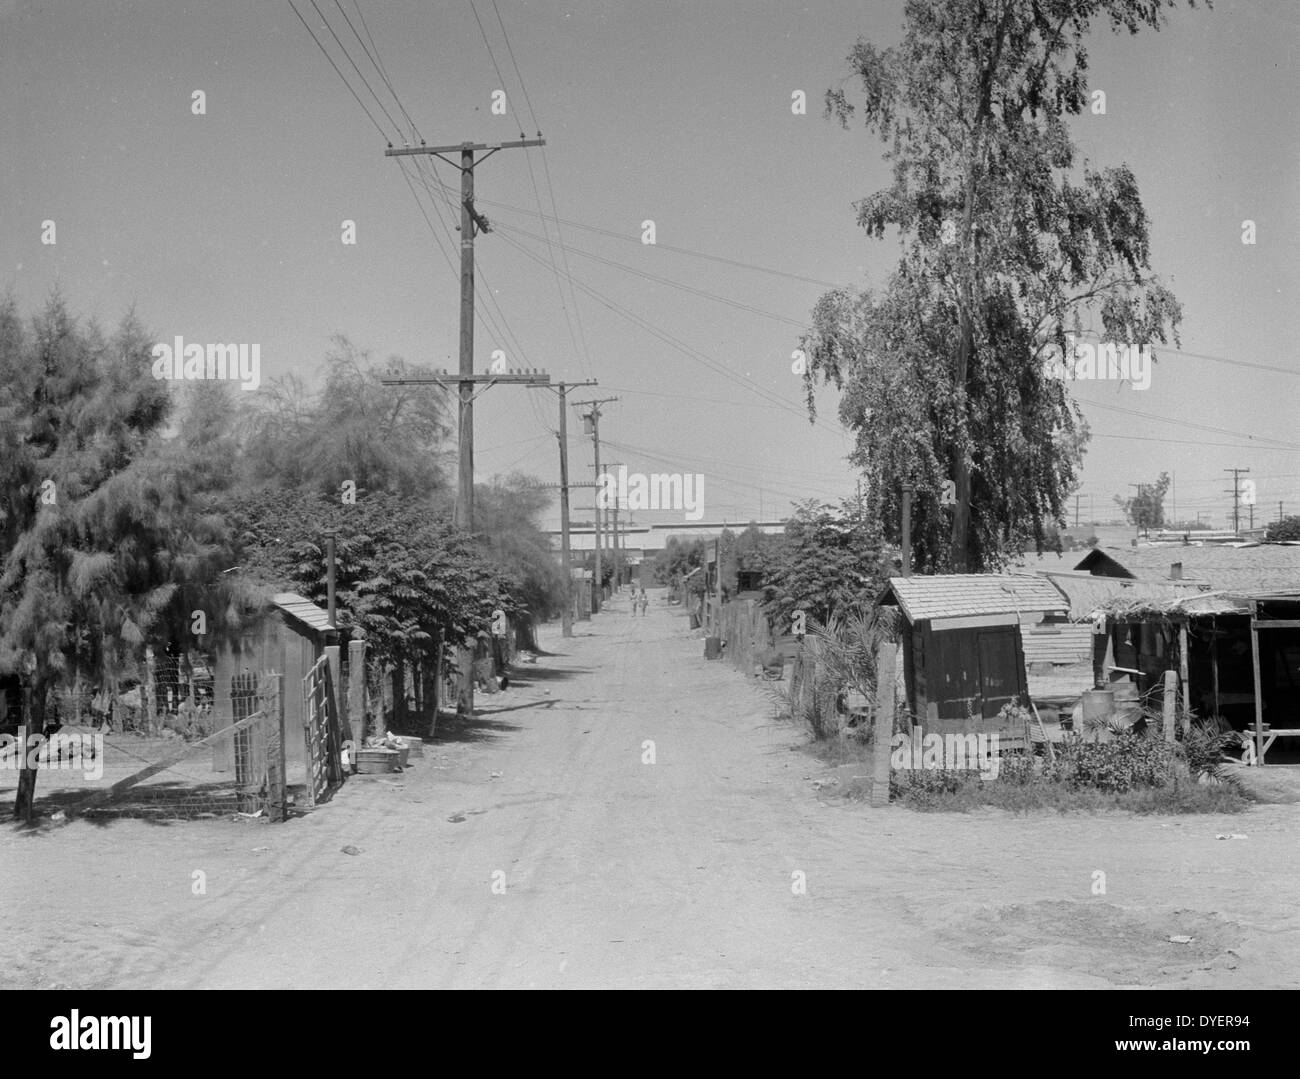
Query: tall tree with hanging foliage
802,0,1200,572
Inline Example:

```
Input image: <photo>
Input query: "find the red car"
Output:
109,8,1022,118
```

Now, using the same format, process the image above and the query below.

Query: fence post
348,637,366,744
871,640,896,808
142,646,156,733
260,671,288,821
1162,669,1178,744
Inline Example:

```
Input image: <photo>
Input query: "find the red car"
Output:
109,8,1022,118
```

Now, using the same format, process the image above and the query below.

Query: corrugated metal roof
272,592,334,632
884,574,1068,623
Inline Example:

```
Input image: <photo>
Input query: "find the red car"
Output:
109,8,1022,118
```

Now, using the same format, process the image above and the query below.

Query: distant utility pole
1224,467,1250,535
605,460,624,590
379,358,551,714
382,136,545,717
538,381,598,637
573,396,619,612
1074,495,1081,529
1279,501,1285,524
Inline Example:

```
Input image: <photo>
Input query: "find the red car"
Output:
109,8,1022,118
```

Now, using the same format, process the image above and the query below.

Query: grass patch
886,764,1251,814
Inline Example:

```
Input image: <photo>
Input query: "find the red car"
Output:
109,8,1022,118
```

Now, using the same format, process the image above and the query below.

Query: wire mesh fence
0,672,290,823
29,650,220,739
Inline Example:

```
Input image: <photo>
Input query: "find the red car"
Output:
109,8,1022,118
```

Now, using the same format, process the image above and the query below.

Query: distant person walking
638,588,648,616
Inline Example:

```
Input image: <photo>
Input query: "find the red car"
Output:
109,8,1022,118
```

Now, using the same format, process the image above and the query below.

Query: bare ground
2,590,1297,989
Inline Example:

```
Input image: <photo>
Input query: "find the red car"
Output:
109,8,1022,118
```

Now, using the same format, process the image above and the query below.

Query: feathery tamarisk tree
803,0,1201,571
0,295,234,820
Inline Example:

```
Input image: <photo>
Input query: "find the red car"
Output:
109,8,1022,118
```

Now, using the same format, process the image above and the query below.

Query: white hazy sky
2,0,1296,532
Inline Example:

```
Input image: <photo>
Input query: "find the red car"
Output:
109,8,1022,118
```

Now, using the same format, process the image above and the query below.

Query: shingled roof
272,592,335,633
883,574,1068,623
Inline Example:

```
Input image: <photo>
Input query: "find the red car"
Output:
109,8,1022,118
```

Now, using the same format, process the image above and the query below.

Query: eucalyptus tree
803,0,1201,571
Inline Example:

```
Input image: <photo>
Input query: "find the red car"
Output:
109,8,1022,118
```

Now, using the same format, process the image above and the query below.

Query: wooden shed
212,592,344,775
881,574,1069,735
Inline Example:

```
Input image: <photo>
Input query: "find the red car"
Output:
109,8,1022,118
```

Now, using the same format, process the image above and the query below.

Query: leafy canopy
803,0,1202,571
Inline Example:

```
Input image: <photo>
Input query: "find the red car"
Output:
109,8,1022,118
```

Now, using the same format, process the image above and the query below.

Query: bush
883,727,1248,812
1043,732,1178,792
1181,716,1235,778
889,767,973,808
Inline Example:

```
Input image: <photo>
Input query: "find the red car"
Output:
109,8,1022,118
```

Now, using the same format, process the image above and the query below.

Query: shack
211,592,346,775
880,574,1069,738
1095,589,1300,764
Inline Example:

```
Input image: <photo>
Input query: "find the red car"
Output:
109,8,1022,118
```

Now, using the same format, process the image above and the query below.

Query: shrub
889,767,974,808
995,753,1037,786
1181,716,1235,778
1045,732,1178,792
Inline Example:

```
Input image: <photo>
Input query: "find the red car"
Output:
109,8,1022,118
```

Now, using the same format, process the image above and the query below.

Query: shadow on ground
508,665,593,685
431,710,525,745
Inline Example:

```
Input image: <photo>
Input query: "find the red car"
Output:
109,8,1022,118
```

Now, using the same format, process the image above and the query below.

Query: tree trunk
456,642,474,717
391,660,406,734
950,310,974,573
13,679,46,821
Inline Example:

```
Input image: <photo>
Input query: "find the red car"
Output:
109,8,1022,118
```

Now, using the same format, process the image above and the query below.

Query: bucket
1081,689,1115,728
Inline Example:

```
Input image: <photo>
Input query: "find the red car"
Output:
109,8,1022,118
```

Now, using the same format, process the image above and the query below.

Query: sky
2,0,1297,534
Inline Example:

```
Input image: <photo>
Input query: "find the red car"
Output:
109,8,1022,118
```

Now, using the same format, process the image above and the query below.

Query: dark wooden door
976,629,1020,719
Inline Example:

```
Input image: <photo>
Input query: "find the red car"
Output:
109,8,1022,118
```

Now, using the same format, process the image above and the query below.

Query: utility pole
605,461,624,591
385,138,544,530
382,136,545,717
537,381,598,637
381,363,551,714
1074,495,1080,529
1279,501,1285,524
1224,467,1250,535
573,396,619,613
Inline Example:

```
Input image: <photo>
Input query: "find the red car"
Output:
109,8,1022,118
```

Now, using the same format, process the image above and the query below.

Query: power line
307,0,404,135
494,220,808,328
480,0,595,378
1082,398,1300,452
287,0,392,141
338,0,421,138
480,197,845,290
495,229,850,440
491,0,598,379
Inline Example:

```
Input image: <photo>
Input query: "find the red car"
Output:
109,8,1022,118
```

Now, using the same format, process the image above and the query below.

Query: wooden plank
1178,623,1190,736
1251,600,1266,764
1251,619,1300,630
871,640,896,808
1162,669,1177,744
1028,698,1056,764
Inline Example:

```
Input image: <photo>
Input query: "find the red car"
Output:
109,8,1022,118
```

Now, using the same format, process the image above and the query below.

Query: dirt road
4,589,1298,989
